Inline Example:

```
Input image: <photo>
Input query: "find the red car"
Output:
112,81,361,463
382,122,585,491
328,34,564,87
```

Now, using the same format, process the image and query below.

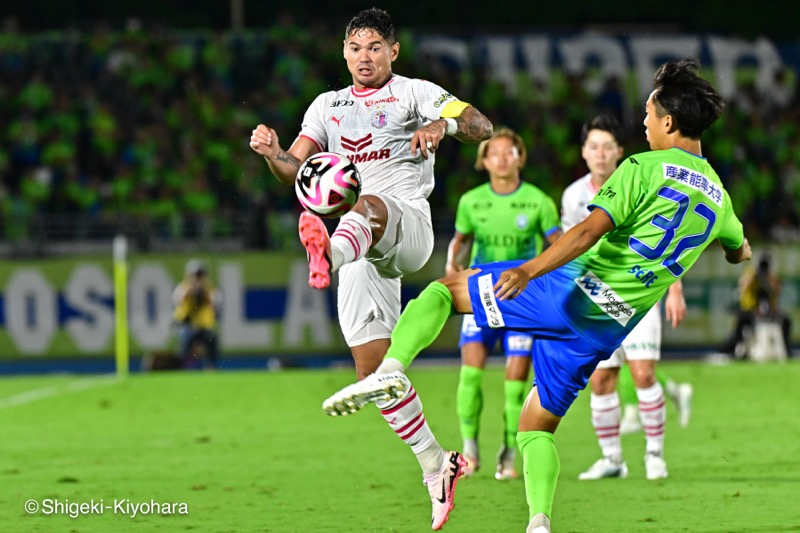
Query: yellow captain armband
440,100,470,135
439,100,470,119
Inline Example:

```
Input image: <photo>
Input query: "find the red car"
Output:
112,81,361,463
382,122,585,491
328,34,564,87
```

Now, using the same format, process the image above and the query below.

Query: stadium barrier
0,247,797,362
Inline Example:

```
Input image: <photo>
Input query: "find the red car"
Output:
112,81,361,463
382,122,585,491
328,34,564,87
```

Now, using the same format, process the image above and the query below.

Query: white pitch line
0,376,119,409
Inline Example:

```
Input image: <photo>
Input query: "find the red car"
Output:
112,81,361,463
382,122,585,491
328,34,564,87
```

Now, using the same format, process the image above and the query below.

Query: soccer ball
295,152,361,218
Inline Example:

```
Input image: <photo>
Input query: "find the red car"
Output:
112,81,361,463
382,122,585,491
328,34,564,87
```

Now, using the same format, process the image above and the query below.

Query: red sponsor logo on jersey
341,134,372,152
351,149,391,164
364,96,399,107
341,134,390,162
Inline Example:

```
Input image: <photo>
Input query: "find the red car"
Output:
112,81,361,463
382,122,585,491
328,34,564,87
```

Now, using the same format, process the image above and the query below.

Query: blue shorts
458,315,533,357
467,261,614,417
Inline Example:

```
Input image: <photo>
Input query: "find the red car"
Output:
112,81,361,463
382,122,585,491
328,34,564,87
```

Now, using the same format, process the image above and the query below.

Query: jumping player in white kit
562,113,691,480
249,8,492,530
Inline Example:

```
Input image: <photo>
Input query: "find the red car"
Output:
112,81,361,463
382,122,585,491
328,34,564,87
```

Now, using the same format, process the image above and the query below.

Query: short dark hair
580,113,623,145
652,59,725,139
345,8,396,43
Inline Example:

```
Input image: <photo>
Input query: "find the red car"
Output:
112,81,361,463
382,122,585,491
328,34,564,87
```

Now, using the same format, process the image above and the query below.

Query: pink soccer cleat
424,451,467,530
298,211,332,289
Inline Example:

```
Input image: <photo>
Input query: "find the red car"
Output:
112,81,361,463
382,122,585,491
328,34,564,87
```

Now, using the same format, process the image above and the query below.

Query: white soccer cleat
526,512,551,533
676,383,693,428
424,451,467,530
578,456,629,480
619,404,642,435
322,372,408,416
645,451,668,480
495,446,519,480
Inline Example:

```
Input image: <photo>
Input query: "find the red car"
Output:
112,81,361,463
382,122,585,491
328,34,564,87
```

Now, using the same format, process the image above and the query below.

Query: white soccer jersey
299,75,460,202
560,173,598,231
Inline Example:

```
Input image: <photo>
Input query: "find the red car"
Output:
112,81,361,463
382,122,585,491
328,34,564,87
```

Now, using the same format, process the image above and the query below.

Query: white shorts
596,302,662,369
337,195,434,346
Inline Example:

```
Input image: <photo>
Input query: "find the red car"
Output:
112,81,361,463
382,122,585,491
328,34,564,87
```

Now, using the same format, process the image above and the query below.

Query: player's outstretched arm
722,238,752,264
249,124,317,185
494,209,613,300
448,105,493,143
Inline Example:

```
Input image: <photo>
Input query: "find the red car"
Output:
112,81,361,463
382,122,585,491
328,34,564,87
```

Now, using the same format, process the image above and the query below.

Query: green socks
456,365,484,441
385,281,456,369
517,430,559,519
618,364,638,406
503,380,527,448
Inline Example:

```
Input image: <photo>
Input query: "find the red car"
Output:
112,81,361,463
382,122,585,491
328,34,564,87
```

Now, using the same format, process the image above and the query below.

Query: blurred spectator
721,252,792,358
172,259,221,368
0,24,798,246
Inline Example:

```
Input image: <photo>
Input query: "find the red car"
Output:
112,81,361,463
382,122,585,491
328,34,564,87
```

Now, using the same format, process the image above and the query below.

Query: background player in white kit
249,8,492,530
561,114,692,480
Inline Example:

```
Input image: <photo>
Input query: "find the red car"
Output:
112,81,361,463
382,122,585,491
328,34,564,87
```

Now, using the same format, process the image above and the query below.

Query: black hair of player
345,8,396,43
580,113,623,146
652,58,725,139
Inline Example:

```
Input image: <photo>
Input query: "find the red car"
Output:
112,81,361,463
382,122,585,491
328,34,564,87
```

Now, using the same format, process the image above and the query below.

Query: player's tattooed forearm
275,150,300,169
457,107,493,141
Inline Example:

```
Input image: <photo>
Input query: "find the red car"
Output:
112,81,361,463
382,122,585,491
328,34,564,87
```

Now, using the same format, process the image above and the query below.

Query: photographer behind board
722,252,792,359
173,259,221,368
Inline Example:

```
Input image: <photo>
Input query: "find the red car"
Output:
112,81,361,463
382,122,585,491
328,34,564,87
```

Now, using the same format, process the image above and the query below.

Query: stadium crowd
1,15,799,249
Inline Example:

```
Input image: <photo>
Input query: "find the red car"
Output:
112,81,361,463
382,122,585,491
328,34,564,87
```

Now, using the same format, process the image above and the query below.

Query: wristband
443,118,458,136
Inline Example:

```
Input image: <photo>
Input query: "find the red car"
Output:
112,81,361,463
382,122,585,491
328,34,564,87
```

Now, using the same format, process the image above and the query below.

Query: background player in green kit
323,59,752,532
446,128,562,480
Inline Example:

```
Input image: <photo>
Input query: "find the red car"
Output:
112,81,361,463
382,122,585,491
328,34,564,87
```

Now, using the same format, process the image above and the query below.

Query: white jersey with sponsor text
299,74,460,202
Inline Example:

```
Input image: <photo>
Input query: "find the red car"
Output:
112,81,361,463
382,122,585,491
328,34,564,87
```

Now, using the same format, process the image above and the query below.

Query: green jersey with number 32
552,147,744,345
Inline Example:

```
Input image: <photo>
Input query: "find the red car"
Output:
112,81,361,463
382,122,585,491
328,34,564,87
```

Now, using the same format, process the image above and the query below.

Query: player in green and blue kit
446,128,562,480
323,59,751,532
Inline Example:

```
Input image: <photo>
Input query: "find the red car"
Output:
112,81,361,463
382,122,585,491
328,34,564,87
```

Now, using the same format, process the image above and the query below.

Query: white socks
331,211,372,271
637,382,666,455
375,358,405,375
377,384,444,474
590,392,622,461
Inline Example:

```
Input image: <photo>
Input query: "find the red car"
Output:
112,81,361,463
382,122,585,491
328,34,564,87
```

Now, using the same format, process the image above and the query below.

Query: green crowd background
2,12,799,252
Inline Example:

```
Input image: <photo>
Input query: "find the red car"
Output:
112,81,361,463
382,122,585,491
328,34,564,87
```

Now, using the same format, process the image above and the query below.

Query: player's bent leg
298,211,332,289
423,450,467,530
496,355,530,480
323,273,474,416
658,367,694,429
457,341,488,476
351,194,389,244
617,364,642,434
580,365,628,480
384,271,476,369
322,371,409,416
526,513,551,533
629,359,668,479
676,382,693,428
620,404,642,435
517,387,561,529
350,335,391,381
377,386,466,530
329,210,373,272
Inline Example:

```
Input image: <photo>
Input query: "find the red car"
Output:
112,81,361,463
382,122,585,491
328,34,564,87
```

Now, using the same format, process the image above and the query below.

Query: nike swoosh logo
436,481,447,504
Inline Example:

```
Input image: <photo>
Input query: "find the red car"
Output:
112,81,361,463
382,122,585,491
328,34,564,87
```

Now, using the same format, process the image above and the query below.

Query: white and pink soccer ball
295,152,361,218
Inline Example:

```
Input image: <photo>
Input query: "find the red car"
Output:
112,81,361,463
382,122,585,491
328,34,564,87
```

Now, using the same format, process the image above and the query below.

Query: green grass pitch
1,361,799,532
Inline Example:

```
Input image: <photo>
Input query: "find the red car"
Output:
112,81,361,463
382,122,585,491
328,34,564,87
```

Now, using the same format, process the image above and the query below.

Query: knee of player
354,195,387,224
629,364,657,388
